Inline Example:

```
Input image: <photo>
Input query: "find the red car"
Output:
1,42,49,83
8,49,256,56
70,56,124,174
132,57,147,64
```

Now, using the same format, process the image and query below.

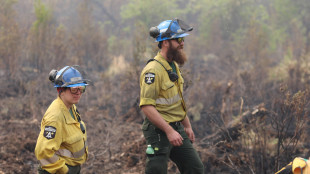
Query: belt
169,121,181,126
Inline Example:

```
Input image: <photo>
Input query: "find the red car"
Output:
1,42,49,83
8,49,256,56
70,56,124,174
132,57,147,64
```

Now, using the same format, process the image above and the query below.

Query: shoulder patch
43,126,56,140
145,73,155,84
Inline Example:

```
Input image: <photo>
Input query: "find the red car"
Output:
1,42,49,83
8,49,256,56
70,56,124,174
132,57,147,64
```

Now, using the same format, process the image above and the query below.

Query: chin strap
57,87,65,94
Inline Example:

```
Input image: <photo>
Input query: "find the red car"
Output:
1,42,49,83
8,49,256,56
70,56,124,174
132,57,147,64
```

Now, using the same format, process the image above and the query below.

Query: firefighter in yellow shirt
35,65,91,174
140,19,204,174
275,157,310,174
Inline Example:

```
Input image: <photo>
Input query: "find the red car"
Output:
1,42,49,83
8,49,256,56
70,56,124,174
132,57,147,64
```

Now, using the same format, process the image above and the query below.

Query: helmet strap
158,41,163,49
57,87,66,95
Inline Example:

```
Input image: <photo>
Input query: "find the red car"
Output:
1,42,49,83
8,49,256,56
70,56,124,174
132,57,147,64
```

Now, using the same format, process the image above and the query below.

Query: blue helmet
49,65,91,87
149,18,193,42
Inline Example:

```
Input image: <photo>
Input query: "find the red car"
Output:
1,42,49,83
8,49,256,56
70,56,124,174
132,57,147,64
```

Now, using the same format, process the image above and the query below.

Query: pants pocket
144,129,170,156
142,121,150,131
67,164,81,174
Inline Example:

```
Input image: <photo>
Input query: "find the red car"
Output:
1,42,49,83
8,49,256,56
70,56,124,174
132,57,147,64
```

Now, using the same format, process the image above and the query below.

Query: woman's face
60,86,85,108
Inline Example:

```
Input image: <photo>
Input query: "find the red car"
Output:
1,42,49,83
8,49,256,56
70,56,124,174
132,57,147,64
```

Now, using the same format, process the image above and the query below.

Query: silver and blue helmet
149,18,193,42
49,65,91,87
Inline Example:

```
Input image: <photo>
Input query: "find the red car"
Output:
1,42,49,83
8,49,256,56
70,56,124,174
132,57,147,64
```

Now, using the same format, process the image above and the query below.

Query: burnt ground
0,78,205,174
0,105,195,174
1,77,300,174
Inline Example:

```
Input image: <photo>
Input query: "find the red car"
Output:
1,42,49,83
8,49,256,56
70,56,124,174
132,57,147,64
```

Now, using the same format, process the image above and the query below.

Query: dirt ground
0,78,277,174
0,105,199,174
0,78,209,174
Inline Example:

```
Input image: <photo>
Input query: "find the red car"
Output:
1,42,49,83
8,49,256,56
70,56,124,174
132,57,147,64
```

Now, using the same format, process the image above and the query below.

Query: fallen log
200,105,269,147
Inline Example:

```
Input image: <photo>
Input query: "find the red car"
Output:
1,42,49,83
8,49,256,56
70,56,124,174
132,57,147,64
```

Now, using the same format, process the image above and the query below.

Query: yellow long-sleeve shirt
35,97,88,174
139,52,187,122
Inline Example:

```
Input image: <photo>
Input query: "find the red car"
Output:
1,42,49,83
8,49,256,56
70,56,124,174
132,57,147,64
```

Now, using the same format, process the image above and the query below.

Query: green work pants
142,118,204,174
38,164,81,174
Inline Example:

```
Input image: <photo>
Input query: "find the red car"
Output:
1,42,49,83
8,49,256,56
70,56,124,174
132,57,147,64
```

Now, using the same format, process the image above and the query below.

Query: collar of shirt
56,96,78,124
155,52,173,71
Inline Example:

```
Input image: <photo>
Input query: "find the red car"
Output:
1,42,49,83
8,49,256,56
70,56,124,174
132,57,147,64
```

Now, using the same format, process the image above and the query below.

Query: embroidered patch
145,73,155,84
43,126,56,140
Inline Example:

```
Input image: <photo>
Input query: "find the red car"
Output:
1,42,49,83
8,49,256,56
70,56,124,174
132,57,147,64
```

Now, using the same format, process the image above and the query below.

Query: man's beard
166,41,187,66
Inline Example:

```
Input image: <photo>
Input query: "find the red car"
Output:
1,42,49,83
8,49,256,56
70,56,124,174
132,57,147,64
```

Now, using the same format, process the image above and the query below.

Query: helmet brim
155,33,189,42
54,83,88,88
66,83,88,87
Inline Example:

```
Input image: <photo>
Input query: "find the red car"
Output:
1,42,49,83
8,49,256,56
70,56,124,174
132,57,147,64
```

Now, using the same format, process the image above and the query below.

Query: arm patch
43,126,56,140
145,73,155,84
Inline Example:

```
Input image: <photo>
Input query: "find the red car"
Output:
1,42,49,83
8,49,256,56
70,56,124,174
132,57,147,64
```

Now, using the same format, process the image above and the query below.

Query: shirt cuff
139,98,156,107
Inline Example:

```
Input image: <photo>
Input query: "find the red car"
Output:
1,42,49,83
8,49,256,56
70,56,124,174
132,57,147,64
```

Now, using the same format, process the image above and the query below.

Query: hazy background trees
1,0,310,173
